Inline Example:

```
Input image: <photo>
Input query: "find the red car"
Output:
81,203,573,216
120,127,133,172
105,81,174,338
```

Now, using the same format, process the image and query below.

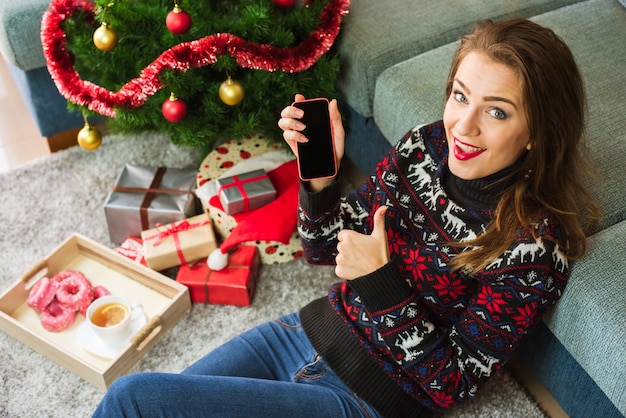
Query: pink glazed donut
79,285,111,317
53,270,93,312
26,277,58,313
92,285,111,299
40,300,77,332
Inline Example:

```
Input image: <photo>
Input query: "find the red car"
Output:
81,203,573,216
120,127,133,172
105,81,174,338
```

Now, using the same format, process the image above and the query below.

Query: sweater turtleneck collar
443,160,522,209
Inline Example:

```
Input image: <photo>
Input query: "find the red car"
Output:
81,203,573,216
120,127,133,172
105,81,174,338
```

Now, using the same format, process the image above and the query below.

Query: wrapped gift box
196,136,303,265
104,164,199,244
113,236,146,265
176,246,259,305
216,169,276,215
142,214,217,271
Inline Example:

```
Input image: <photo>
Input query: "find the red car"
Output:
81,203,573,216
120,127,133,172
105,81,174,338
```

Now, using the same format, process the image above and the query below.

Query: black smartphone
293,98,337,181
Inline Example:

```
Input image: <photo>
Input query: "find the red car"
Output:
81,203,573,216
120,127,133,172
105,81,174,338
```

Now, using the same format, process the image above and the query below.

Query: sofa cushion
531,0,626,230
0,0,50,71
373,41,455,144
336,0,585,118
543,220,626,415
374,0,626,231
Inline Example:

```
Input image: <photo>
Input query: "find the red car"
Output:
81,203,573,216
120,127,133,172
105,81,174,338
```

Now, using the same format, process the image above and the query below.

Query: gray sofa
0,1,85,139
336,0,626,416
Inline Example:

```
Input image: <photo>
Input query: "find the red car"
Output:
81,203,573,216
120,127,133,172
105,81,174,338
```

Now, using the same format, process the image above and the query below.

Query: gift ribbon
144,219,210,265
142,167,165,231
182,248,258,303
199,265,249,303
113,186,194,194
202,268,213,303
113,167,194,231
216,173,270,213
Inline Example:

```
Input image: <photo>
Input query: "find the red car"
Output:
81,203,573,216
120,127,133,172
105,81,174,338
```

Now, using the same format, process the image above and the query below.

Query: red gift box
113,236,147,265
176,246,259,305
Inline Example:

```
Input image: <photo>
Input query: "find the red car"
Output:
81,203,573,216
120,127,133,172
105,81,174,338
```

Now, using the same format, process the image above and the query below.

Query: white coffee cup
86,295,143,344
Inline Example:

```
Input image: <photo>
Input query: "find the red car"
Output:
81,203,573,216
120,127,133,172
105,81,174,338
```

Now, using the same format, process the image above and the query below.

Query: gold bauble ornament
93,23,118,51
219,77,244,106
77,123,103,151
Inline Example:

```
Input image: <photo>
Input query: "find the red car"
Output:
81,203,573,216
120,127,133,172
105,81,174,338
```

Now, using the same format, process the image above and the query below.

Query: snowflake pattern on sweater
298,120,569,410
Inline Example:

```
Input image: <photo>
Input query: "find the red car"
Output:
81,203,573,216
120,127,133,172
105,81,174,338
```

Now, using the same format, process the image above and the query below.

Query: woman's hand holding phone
279,94,345,191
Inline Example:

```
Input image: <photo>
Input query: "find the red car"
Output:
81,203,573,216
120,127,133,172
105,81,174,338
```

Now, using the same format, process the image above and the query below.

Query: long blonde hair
447,19,602,274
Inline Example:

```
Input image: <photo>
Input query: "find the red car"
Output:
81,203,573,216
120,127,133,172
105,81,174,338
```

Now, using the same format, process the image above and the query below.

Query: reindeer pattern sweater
298,120,569,416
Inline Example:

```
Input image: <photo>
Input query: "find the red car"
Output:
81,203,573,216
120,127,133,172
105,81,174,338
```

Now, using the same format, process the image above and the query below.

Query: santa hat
196,152,299,270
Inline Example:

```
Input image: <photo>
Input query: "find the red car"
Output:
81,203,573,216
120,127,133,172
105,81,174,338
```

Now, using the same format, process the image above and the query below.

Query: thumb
328,98,345,161
372,205,390,262
329,99,343,133
371,206,388,238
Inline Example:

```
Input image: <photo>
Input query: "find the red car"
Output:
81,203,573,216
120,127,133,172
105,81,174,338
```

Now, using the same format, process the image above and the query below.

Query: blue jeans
92,313,382,417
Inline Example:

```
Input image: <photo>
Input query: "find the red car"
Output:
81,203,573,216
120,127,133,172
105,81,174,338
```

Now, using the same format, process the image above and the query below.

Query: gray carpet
0,132,545,417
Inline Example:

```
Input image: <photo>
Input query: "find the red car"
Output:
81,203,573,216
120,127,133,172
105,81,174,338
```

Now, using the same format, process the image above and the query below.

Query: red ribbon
217,173,269,212
201,265,248,303
144,219,209,265
40,0,351,117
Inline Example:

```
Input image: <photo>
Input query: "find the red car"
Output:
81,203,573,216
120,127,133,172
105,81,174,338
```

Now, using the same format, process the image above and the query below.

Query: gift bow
216,172,270,213
144,219,210,266
145,219,209,247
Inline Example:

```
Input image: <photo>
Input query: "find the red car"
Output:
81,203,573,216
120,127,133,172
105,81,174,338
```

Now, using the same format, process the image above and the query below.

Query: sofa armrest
0,0,50,71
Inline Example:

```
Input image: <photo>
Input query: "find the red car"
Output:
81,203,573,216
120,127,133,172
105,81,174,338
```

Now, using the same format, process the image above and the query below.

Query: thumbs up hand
335,206,390,280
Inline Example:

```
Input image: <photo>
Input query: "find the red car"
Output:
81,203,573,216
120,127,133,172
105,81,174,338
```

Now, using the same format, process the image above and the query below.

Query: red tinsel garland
41,0,350,117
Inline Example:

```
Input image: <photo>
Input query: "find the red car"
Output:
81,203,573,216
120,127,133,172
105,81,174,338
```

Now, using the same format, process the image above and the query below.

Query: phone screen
293,99,337,181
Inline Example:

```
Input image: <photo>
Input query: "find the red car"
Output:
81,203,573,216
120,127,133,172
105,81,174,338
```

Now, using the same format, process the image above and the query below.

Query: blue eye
454,90,468,103
489,108,507,120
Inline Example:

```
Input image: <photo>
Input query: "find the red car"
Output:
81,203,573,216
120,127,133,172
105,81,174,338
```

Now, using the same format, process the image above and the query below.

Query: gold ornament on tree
77,112,102,151
93,3,118,51
219,77,244,106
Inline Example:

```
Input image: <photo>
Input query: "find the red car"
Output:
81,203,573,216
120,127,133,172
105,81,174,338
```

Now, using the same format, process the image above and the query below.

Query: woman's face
443,52,531,180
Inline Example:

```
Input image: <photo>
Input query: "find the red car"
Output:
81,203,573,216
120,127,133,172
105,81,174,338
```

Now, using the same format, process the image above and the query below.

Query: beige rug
0,132,545,417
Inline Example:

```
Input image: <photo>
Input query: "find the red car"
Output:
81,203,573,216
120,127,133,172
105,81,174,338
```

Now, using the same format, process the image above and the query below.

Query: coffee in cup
86,295,143,344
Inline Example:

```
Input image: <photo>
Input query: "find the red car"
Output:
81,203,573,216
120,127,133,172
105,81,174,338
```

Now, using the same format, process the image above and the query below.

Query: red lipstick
453,138,486,161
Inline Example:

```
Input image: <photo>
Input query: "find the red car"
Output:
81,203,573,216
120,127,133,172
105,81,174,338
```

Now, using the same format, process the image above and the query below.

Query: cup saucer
76,313,147,359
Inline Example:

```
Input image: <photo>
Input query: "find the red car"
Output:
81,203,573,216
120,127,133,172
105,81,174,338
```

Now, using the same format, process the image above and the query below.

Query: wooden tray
0,233,191,390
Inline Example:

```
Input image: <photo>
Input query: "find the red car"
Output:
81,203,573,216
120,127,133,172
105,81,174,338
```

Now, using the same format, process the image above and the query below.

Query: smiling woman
444,52,531,180
94,18,602,418
444,19,601,274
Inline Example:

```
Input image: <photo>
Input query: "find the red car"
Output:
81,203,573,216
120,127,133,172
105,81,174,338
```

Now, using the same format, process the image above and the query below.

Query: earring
525,169,532,179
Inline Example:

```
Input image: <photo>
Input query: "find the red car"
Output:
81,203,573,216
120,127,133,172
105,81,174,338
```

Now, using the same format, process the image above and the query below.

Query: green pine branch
62,0,342,151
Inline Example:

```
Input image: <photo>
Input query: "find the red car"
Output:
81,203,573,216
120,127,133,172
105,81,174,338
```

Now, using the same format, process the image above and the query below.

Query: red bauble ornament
272,0,297,9
162,94,188,122
166,5,192,35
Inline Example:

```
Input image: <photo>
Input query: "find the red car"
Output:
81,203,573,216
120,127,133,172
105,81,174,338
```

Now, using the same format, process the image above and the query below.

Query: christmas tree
42,0,350,150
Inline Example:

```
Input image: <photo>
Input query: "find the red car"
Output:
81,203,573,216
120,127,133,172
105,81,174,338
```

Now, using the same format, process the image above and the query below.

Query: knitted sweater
299,121,569,417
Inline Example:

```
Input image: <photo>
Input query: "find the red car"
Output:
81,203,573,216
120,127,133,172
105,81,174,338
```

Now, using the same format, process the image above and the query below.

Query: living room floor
0,57,51,174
